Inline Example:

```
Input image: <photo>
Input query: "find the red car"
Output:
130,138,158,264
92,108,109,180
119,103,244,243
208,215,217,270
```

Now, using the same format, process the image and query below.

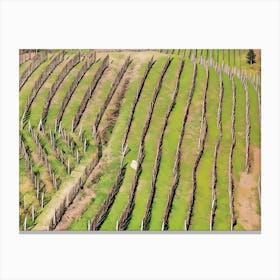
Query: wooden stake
53,212,56,227
67,158,70,174
21,110,26,129
71,119,74,133
54,176,57,190
38,118,42,131
58,121,62,135
49,129,52,146
36,179,39,199
28,120,31,133
54,119,57,133
41,192,44,208
92,125,96,140
23,215,27,231
78,125,82,140
31,205,34,222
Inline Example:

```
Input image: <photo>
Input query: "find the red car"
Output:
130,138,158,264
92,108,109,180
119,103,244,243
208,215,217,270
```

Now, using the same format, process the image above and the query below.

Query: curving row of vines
117,57,172,230
228,76,237,231
55,51,96,128
94,56,132,133
20,51,48,90
21,51,65,127
209,71,224,231
185,66,209,230
41,52,81,124
72,55,109,132
121,57,155,152
143,59,186,231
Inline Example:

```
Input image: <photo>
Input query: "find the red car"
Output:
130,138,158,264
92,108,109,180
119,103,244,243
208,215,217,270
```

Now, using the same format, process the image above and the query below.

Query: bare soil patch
54,160,105,230
235,147,261,230
55,186,95,231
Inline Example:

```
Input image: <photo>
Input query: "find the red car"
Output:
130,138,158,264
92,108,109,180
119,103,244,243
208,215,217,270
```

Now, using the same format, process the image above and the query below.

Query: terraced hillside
19,49,261,231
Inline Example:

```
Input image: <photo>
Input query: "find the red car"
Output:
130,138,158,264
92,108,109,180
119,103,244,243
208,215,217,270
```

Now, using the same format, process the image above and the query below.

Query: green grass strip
150,63,204,230
29,55,72,126
75,58,121,137
232,76,246,230
44,61,85,129
214,72,232,230
127,57,181,230
61,61,101,131
19,54,53,118
190,67,220,230
248,83,260,147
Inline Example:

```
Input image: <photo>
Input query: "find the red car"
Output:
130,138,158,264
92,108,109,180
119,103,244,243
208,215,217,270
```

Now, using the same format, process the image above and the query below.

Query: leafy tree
246,49,256,65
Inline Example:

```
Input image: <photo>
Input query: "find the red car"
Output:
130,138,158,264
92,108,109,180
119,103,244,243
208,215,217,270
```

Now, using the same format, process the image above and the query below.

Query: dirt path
32,157,92,230
235,147,261,230
55,186,95,230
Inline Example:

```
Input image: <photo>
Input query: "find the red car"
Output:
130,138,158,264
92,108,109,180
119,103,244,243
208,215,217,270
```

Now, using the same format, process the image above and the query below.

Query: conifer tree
246,49,256,65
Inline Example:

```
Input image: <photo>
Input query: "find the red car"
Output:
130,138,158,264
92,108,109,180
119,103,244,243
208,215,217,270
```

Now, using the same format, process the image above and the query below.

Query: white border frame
1,1,280,279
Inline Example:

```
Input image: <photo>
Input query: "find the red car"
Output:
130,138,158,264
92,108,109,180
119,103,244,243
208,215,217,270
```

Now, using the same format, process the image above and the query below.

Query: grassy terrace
69,59,149,230
41,133,68,176
190,67,220,230
19,130,58,230
146,59,192,230
232,77,246,180
212,50,222,64
21,128,68,188
19,156,40,230
76,54,125,138
214,72,232,230
97,55,137,135
127,57,181,230
19,53,54,118
167,61,200,230
150,64,205,230
29,54,72,126
22,131,55,192
248,83,260,147
61,60,102,132
232,76,246,230
19,60,31,76
99,57,167,230
44,57,86,129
